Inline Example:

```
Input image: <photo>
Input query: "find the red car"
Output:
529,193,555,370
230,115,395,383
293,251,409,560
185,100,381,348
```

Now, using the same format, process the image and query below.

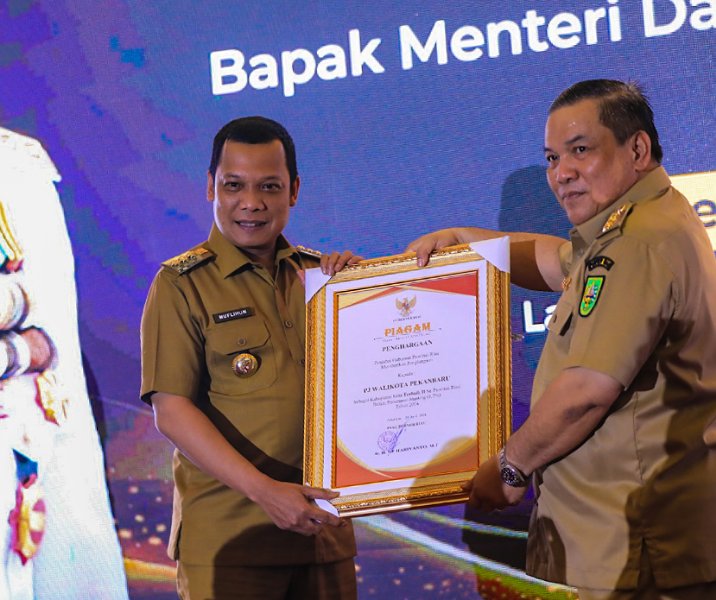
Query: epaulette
295,244,322,259
162,247,213,274
599,202,633,236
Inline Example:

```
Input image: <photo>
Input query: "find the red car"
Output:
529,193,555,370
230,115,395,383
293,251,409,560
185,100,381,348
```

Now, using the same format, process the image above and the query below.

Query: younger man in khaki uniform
408,80,716,598
141,117,358,599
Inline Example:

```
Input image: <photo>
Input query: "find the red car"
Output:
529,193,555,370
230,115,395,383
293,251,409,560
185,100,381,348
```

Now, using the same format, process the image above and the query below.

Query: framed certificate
303,240,512,517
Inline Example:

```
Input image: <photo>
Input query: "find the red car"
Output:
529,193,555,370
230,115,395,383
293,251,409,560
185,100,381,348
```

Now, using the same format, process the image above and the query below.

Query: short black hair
550,79,663,163
208,116,298,183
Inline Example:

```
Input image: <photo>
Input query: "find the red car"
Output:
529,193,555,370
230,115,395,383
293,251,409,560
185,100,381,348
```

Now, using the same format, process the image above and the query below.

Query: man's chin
563,203,592,227
564,210,584,226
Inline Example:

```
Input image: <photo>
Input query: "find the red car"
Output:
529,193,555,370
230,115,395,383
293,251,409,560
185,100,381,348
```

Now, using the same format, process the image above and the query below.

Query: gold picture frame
304,243,511,517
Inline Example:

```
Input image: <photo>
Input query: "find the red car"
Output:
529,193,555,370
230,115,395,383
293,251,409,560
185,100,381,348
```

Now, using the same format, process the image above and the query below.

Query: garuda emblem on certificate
395,296,416,317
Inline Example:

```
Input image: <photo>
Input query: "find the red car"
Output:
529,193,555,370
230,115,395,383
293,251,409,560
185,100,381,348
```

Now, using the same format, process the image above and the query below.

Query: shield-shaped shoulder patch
579,276,605,317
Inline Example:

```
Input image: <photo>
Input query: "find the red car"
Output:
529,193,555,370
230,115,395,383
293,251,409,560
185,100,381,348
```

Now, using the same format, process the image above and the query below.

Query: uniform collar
569,166,671,250
207,224,300,278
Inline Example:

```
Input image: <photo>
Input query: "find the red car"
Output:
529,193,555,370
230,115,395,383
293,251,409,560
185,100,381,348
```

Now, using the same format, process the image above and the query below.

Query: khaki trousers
176,558,356,600
578,546,716,600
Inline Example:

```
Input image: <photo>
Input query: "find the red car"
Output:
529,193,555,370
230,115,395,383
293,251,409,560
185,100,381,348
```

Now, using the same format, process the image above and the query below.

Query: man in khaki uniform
408,80,716,598
141,116,358,599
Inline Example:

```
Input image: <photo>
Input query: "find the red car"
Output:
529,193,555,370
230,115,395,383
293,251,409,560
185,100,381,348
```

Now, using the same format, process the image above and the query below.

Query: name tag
212,307,254,323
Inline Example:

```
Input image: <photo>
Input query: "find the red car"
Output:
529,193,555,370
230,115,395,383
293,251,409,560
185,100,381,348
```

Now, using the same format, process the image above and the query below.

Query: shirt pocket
205,316,278,396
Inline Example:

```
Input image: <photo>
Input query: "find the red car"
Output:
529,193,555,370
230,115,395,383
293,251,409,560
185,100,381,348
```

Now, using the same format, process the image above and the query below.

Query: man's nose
239,189,265,210
555,159,577,184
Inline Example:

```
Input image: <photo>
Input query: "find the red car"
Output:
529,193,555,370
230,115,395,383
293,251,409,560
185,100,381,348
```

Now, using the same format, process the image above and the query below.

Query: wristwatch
498,447,529,487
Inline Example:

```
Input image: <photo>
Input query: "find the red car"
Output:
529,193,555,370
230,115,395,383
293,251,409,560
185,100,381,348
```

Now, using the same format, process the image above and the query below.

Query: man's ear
289,175,301,207
632,131,653,171
207,172,215,202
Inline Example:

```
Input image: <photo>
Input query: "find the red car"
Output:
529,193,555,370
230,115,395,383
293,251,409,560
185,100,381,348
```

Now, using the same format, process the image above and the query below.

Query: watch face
501,465,527,487
498,448,527,486
501,467,517,485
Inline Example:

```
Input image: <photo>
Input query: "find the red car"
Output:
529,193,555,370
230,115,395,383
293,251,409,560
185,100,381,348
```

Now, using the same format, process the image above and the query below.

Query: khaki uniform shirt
141,225,356,566
526,167,716,589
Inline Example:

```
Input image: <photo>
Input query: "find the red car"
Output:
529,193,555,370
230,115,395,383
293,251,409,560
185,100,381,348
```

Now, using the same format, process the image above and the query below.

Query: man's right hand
405,228,462,267
407,227,568,291
152,394,350,537
251,478,346,536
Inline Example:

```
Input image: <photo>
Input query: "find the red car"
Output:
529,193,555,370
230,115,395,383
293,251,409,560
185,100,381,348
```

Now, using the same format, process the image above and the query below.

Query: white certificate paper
335,273,478,486
304,242,511,516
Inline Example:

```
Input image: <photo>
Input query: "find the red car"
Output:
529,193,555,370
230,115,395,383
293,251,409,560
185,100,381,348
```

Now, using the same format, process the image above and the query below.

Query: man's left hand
463,454,528,512
320,250,362,276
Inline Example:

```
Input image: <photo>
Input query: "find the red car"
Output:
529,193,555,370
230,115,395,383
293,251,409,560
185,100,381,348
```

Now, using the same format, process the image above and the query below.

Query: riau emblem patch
579,276,604,317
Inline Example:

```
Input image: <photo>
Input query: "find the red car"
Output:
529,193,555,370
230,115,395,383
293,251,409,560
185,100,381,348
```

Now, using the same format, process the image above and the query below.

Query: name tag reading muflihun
213,307,253,324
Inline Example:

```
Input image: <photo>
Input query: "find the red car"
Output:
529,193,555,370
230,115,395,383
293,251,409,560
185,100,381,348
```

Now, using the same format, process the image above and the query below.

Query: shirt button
238,337,247,346
284,320,293,328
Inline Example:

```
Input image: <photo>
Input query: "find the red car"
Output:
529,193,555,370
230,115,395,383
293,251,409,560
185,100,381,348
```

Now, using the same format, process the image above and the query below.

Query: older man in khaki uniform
141,116,358,599
408,80,716,598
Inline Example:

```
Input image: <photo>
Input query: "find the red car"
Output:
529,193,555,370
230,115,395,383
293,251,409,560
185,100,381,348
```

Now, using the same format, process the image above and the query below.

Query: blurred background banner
1,1,713,598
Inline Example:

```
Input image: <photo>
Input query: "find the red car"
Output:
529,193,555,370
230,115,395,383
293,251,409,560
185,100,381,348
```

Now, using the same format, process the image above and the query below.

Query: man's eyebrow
543,134,587,153
565,134,587,145
221,172,284,180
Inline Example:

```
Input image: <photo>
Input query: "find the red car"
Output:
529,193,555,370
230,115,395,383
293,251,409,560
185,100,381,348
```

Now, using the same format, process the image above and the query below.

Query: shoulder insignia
162,247,213,274
600,203,632,235
295,244,322,259
586,255,615,272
